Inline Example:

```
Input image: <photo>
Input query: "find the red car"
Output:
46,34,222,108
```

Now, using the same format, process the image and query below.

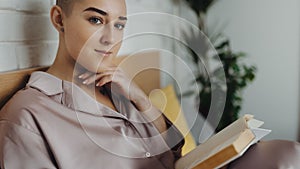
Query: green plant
185,0,257,131
198,38,256,131
185,0,215,30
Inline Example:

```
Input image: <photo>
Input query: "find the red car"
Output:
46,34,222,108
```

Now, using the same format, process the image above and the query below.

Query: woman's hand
78,66,150,112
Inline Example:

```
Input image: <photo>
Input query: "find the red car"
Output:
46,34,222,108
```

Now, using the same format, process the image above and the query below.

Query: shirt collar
26,71,127,119
27,71,64,96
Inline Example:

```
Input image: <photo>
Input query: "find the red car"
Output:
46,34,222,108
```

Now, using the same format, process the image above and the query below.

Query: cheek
64,31,100,72
64,25,124,72
64,25,93,62
112,32,124,54
75,36,107,72
75,41,102,72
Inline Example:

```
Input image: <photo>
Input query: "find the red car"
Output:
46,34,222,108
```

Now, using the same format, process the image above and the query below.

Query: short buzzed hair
56,0,79,15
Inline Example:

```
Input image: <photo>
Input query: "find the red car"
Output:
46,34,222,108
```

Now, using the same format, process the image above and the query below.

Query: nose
100,24,114,46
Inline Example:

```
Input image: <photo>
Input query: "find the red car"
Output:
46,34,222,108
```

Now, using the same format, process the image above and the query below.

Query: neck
47,42,86,84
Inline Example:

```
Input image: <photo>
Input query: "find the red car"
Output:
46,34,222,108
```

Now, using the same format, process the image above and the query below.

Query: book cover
175,115,271,169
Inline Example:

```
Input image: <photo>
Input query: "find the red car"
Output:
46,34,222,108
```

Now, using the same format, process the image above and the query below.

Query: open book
175,114,271,169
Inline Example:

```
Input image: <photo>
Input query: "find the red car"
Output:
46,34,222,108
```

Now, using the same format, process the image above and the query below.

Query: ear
50,5,65,33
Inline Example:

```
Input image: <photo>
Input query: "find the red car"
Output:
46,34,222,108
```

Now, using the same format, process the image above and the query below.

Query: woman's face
62,0,127,72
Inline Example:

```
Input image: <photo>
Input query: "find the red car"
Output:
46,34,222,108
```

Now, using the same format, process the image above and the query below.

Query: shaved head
56,0,80,15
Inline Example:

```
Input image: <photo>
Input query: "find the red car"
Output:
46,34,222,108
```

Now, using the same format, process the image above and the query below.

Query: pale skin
47,0,167,133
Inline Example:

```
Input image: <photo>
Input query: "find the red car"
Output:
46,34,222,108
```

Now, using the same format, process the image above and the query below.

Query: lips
94,49,112,56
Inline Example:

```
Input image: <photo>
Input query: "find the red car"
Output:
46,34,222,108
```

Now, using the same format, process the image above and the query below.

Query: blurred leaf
186,0,216,14
185,0,257,132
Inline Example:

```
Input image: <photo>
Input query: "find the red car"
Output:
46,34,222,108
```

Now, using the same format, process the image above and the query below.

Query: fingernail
78,75,83,79
83,80,88,84
96,83,101,87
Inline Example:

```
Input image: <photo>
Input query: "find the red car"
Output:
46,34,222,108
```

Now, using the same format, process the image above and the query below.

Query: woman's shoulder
0,72,64,136
3,87,45,110
0,88,46,137
0,88,47,125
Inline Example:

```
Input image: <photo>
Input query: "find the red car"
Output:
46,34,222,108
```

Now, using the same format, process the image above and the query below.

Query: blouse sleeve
0,122,57,169
162,114,185,161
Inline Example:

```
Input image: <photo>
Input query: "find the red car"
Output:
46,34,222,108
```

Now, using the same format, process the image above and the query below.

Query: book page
247,118,264,128
250,128,271,143
247,117,271,143
213,117,271,169
175,115,271,169
175,117,249,169
215,128,271,168
188,133,244,168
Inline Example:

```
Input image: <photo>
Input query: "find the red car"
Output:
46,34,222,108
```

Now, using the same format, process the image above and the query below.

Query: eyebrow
84,7,127,21
84,7,107,16
119,16,127,21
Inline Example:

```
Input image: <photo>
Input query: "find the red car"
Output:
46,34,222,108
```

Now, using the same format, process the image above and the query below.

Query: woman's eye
114,23,125,30
88,17,103,25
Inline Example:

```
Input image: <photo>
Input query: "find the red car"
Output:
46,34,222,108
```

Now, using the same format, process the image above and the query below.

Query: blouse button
145,152,151,158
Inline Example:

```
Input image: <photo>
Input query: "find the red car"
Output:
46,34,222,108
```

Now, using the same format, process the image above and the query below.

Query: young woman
1,0,300,169
0,0,184,168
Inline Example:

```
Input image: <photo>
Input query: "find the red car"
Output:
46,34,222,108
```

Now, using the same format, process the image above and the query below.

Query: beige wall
207,0,300,141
